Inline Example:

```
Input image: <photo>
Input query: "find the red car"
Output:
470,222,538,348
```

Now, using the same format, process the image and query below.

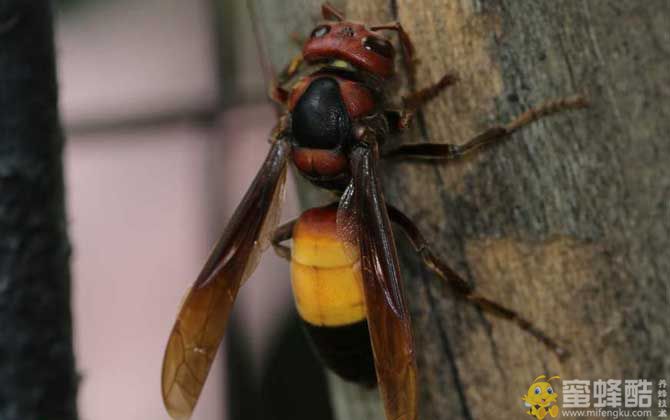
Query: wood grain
248,1,670,419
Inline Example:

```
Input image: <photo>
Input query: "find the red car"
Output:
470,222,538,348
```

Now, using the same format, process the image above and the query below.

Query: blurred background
56,0,332,419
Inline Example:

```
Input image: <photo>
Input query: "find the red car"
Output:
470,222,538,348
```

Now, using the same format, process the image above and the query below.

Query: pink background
57,1,297,418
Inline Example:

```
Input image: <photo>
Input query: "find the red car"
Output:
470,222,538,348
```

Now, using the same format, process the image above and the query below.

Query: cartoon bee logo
522,375,560,419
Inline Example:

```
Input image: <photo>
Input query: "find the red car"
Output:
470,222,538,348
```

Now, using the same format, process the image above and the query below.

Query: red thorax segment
292,148,348,177
288,73,376,119
289,73,375,179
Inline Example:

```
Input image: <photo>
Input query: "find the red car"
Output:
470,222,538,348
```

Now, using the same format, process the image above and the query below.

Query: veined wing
161,138,290,420
338,144,418,420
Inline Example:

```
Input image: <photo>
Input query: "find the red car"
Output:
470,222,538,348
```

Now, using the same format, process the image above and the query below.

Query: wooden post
249,1,669,419
0,1,78,419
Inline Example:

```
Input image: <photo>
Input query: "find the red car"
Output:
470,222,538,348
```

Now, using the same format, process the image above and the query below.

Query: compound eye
534,387,541,395
547,387,553,395
311,25,330,38
363,36,394,59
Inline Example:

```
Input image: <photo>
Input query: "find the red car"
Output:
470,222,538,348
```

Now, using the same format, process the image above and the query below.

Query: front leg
386,95,588,160
386,72,459,133
370,21,417,86
269,52,304,106
372,21,457,131
398,72,459,130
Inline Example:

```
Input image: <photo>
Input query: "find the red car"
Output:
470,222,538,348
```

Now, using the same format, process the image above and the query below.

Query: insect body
161,3,587,420
289,73,371,189
291,204,376,385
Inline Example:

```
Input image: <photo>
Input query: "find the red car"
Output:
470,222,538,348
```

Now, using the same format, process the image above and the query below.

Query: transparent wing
335,180,360,261
161,139,290,420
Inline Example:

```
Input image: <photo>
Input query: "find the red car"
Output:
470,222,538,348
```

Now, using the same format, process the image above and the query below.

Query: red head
302,4,398,79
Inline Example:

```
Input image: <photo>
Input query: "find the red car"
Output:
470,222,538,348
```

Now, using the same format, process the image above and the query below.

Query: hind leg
388,205,568,358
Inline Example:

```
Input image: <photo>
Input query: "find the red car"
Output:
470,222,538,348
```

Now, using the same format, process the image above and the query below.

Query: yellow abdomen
291,205,366,327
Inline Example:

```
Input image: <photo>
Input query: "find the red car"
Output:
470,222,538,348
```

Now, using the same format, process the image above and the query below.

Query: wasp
161,3,587,420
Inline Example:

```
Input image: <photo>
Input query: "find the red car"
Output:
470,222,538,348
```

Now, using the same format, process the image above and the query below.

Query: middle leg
387,205,568,358
385,95,588,160
270,219,296,261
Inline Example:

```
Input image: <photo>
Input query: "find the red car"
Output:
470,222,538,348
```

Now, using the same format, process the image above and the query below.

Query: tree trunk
0,2,78,419
249,1,669,419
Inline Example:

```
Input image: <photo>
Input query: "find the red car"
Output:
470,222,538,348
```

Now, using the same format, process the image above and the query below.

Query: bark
249,1,669,419
0,2,78,420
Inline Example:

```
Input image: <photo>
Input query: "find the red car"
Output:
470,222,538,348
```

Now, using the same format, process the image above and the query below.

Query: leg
400,73,459,130
371,22,417,86
271,219,296,261
387,205,568,358
372,21,457,129
269,26,309,105
385,95,589,159
372,20,459,115
322,2,344,21
269,52,303,105
385,73,459,133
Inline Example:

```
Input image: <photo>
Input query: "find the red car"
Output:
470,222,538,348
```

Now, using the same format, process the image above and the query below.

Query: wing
161,138,291,420
339,144,418,420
